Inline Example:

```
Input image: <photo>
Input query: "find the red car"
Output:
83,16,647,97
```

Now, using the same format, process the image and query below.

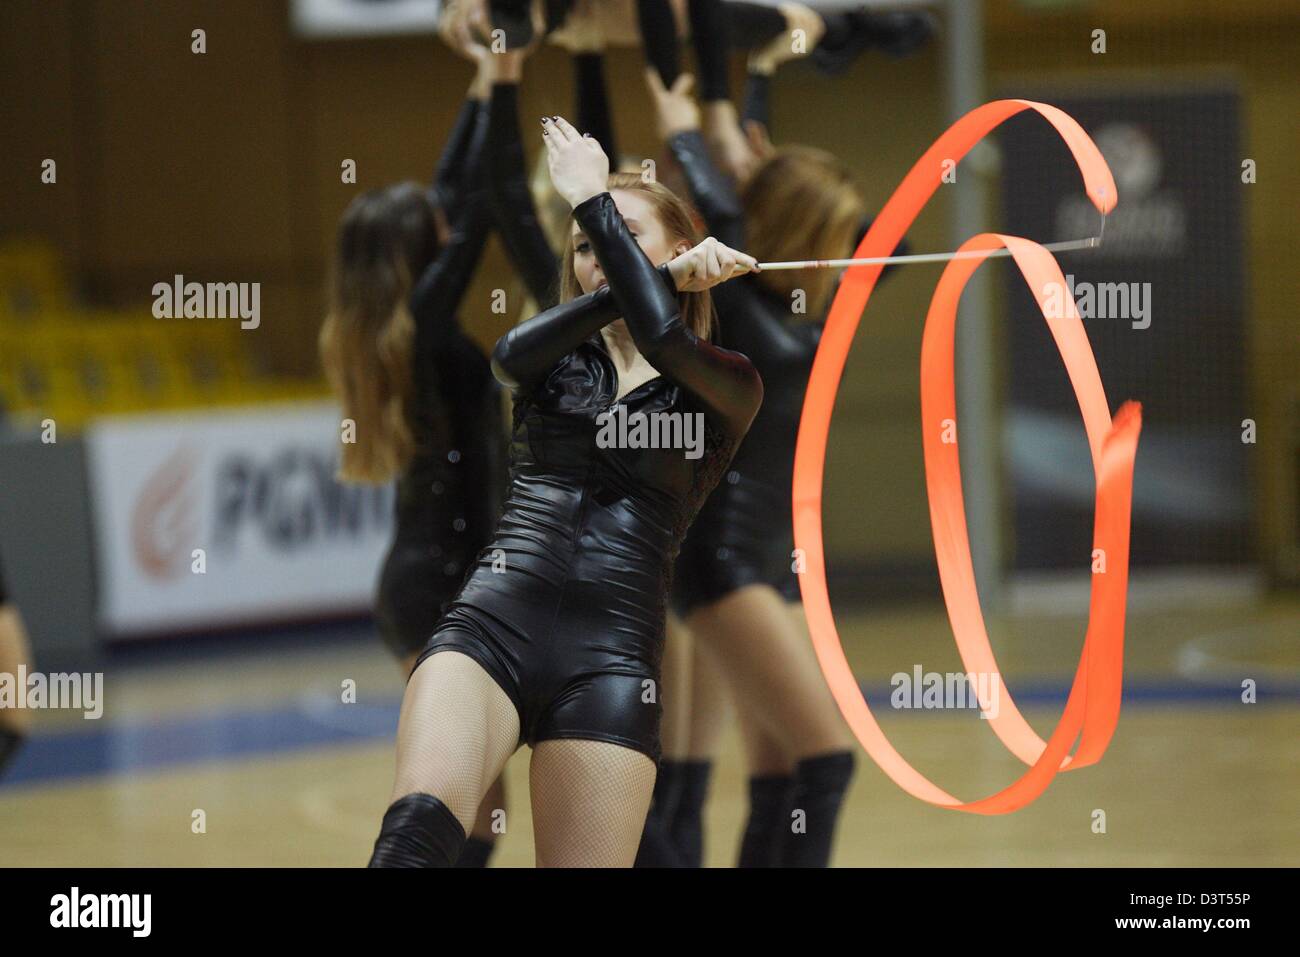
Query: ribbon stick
791,99,1142,813
758,236,1101,271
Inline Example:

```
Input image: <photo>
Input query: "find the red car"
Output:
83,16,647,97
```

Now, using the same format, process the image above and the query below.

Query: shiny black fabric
378,81,607,658
377,329,503,657
375,99,505,658
639,0,733,102
368,792,466,868
665,130,904,612
665,130,820,610
674,279,820,610
416,191,761,762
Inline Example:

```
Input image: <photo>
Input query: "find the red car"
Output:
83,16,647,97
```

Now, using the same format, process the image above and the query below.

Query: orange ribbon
792,100,1142,813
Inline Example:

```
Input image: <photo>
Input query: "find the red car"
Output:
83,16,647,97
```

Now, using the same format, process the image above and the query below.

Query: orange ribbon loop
792,100,1141,813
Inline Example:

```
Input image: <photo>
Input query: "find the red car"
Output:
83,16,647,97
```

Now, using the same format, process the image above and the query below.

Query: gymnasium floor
1,597,1296,867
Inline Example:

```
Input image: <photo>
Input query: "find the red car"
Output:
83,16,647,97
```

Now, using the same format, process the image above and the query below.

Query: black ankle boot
369,793,466,867
777,751,856,867
455,835,496,868
737,773,795,868
0,728,26,780
635,760,688,867
668,760,713,868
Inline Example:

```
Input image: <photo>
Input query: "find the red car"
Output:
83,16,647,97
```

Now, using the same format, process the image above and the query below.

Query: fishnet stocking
529,738,657,867
390,650,521,833
400,650,507,843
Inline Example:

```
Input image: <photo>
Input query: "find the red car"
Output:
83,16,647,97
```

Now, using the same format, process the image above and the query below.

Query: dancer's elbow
490,338,523,390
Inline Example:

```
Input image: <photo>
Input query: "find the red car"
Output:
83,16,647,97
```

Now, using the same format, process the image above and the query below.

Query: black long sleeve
573,192,761,437
491,263,676,391
641,0,733,105
723,1,786,48
741,70,771,129
574,53,618,162
432,98,484,223
410,99,492,340
485,83,560,308
666,130,745,248
666,130,814,365
637,0,681,87
688,0,731,102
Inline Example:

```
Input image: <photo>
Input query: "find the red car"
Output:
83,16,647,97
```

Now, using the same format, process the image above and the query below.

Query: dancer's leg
457,775,507,867
0,605,34,778
399,649,508,867
735,703,794,867
687,585,855,866
634,614,691,866
530,739,657,867
687,585,848,755
663,639,731,865
370,650,520,866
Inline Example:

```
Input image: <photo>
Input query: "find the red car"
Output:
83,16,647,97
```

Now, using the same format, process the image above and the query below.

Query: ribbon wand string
756,235,1102,271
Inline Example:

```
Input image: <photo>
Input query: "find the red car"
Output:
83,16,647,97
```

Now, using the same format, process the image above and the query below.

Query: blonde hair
319,182,439,483
558,172,715,341
740,145,866,316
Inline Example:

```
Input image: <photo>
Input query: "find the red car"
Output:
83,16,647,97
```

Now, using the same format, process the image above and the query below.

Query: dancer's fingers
644,66,667,97
716,243,738,278
550,115,581,143
704,240,723,280
729,256,758,278
712,240,759,278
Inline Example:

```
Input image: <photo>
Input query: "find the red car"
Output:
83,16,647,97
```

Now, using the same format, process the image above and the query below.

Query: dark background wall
3,0,1296,578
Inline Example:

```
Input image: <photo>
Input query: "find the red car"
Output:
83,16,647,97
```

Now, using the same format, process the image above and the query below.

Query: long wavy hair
740,145,866,317
319,182,441,483
558,172,715,341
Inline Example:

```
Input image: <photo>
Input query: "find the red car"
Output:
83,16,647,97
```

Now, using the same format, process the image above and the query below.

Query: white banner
86,403,393,637
291,0,443,38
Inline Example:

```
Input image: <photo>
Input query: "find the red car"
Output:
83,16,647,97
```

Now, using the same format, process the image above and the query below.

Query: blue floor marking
2,679,1297,789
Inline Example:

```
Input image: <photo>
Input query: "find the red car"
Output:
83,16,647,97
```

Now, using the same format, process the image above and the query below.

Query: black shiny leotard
377,83,592,657
666,130,903,610
414,191,762,761
374,98,505,658
663,130,818,609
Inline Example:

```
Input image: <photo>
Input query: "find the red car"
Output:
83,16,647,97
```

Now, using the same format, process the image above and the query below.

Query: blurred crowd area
0,241,325,430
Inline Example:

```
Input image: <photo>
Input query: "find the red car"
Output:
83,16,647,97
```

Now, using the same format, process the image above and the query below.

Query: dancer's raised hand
748,2,826,74
645,69,701,139
542,115,610,208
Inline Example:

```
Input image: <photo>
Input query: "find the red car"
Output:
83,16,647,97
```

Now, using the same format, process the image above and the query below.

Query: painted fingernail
540,116,549,124
551,115,560,121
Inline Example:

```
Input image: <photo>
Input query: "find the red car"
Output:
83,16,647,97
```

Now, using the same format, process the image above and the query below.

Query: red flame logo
131,446,200,580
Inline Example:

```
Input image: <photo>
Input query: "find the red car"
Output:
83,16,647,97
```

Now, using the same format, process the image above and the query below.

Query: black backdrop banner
997,84,1250,570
